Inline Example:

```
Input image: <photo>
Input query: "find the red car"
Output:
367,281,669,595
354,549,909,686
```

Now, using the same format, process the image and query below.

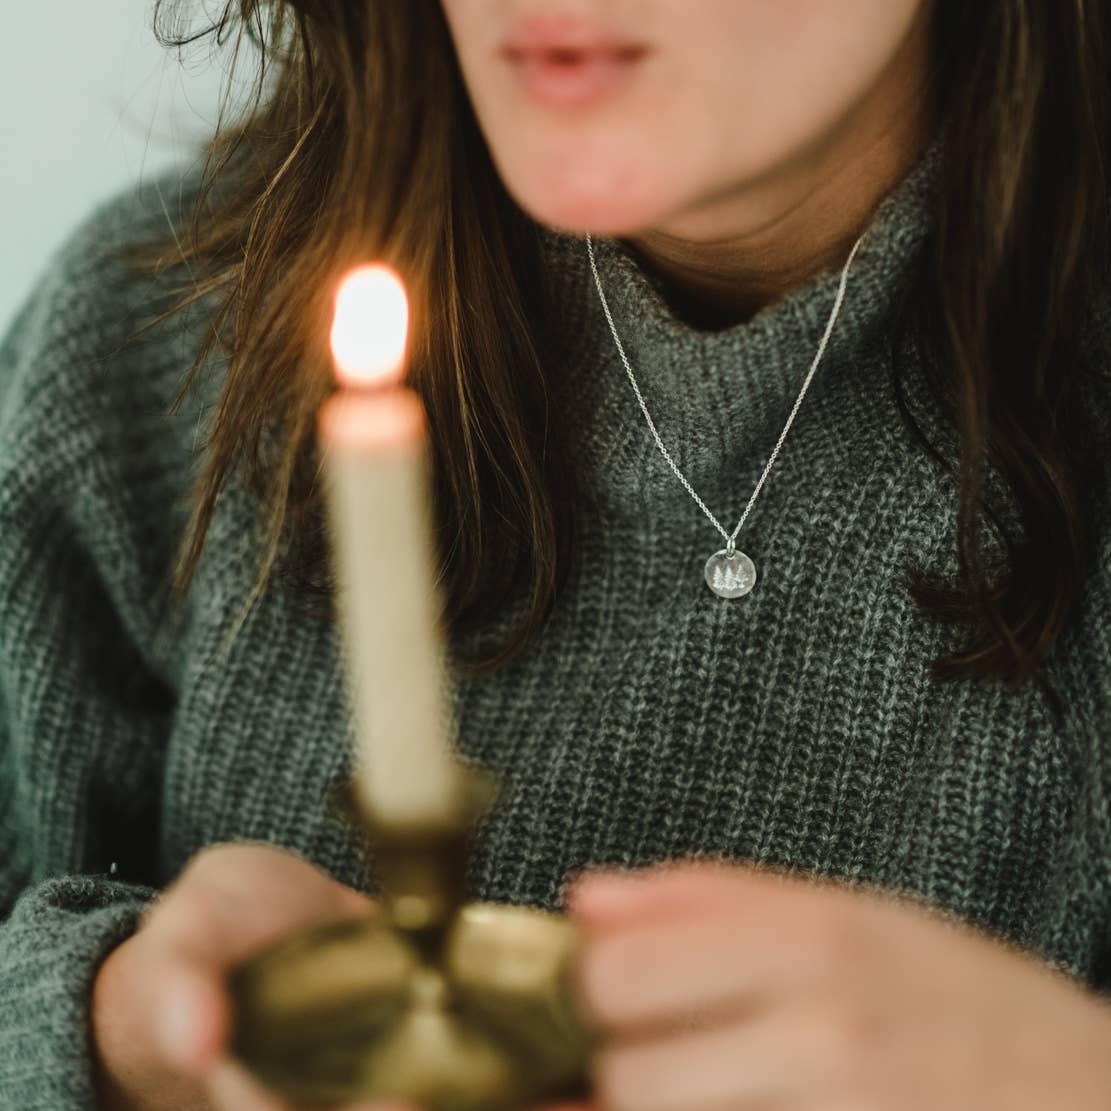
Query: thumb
146,847,378,1077
153,955,231,1076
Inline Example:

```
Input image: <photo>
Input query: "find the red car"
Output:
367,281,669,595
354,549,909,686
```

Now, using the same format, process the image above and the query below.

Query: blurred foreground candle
318,264,464,829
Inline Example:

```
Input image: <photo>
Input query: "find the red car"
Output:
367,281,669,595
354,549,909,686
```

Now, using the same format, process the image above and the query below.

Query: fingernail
159,987,199,1071
159,973,217,1074
568,871,643,913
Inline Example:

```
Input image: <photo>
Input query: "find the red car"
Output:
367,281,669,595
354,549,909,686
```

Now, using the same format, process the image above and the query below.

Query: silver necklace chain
584,229,868,597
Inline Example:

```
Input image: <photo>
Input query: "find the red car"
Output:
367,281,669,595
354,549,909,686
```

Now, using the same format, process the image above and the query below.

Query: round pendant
704,548,757,598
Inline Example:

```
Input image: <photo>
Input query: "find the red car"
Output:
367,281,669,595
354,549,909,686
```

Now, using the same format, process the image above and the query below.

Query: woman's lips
502,45,649,108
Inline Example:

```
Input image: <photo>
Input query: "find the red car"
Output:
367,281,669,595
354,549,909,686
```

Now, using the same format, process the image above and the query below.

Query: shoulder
1,163,214,457
0,164,220,675
3,163,209,334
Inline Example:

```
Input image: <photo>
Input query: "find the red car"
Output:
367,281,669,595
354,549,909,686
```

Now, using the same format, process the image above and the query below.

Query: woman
2,1,1110,1109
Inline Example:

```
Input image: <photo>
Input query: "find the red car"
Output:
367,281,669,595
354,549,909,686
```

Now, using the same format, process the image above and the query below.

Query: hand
534,858,1111,1111
90,841,410,1111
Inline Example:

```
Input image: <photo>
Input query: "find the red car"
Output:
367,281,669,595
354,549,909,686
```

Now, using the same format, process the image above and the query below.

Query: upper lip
500,12,650,57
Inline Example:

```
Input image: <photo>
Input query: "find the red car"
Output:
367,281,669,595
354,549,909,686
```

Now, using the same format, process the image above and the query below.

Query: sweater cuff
0,874,157,1111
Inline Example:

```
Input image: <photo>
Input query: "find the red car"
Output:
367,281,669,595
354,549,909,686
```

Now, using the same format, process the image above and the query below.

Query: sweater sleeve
0,180,200,1108
0,875,158,1108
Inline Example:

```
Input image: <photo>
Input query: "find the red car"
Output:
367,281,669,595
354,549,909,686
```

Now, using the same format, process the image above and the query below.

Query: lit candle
318,264,465,829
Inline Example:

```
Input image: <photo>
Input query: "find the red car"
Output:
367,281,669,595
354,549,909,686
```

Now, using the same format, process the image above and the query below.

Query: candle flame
330,264,409,387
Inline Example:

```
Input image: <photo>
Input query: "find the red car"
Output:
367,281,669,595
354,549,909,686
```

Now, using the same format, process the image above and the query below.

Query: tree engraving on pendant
704,548,757,598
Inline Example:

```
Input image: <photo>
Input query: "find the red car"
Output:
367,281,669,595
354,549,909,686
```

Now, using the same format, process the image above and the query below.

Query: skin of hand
510,858,1111,1111
90,841,410,1111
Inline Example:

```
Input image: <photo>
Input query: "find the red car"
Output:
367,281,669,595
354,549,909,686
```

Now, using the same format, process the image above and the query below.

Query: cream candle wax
318,264,465,830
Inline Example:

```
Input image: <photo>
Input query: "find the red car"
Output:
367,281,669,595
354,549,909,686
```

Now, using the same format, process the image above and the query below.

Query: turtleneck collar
534,125,947,519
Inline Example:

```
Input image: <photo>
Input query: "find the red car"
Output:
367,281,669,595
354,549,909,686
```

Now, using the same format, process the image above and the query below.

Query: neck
618,14,939,332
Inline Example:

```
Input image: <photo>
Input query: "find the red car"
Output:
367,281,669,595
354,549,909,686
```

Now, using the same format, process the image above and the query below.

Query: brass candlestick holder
228,763,601,1110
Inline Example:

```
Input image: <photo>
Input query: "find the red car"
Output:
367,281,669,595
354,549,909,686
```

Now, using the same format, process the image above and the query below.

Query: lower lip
505,48,646,107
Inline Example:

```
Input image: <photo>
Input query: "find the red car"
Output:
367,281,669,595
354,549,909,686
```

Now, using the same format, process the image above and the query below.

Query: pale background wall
1,2,255,337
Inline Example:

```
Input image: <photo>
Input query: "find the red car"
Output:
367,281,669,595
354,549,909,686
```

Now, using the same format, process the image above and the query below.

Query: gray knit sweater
2,133,1110,1109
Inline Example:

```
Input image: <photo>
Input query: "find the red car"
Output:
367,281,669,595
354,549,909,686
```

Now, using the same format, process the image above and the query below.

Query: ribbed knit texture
2,132,1110,1108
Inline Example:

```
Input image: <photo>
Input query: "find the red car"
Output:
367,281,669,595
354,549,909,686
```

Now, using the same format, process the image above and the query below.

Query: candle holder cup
227,763,601,1111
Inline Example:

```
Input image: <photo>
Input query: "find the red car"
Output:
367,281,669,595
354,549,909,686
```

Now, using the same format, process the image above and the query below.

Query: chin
492,147,680,237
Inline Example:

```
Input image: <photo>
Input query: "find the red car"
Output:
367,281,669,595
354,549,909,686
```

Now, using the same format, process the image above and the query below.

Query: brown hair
126,0,1109,720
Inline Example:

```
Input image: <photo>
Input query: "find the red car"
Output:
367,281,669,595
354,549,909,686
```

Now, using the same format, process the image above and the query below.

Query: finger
143,853,378,1077
527,1102,601,1111
162,843,377,968
563,857,800,927
207,1057,424,1111
152,894,380,1076
573,879,866,1035
90,937,216,1109
206,1056,291,1111
93,929,230,1082
592,1010,806,1111
572,905,833,1035
154,954,231,1075
344,1105,428,1111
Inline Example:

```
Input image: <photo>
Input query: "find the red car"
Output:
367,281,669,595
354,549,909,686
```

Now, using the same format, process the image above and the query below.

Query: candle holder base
228,764,600,1111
